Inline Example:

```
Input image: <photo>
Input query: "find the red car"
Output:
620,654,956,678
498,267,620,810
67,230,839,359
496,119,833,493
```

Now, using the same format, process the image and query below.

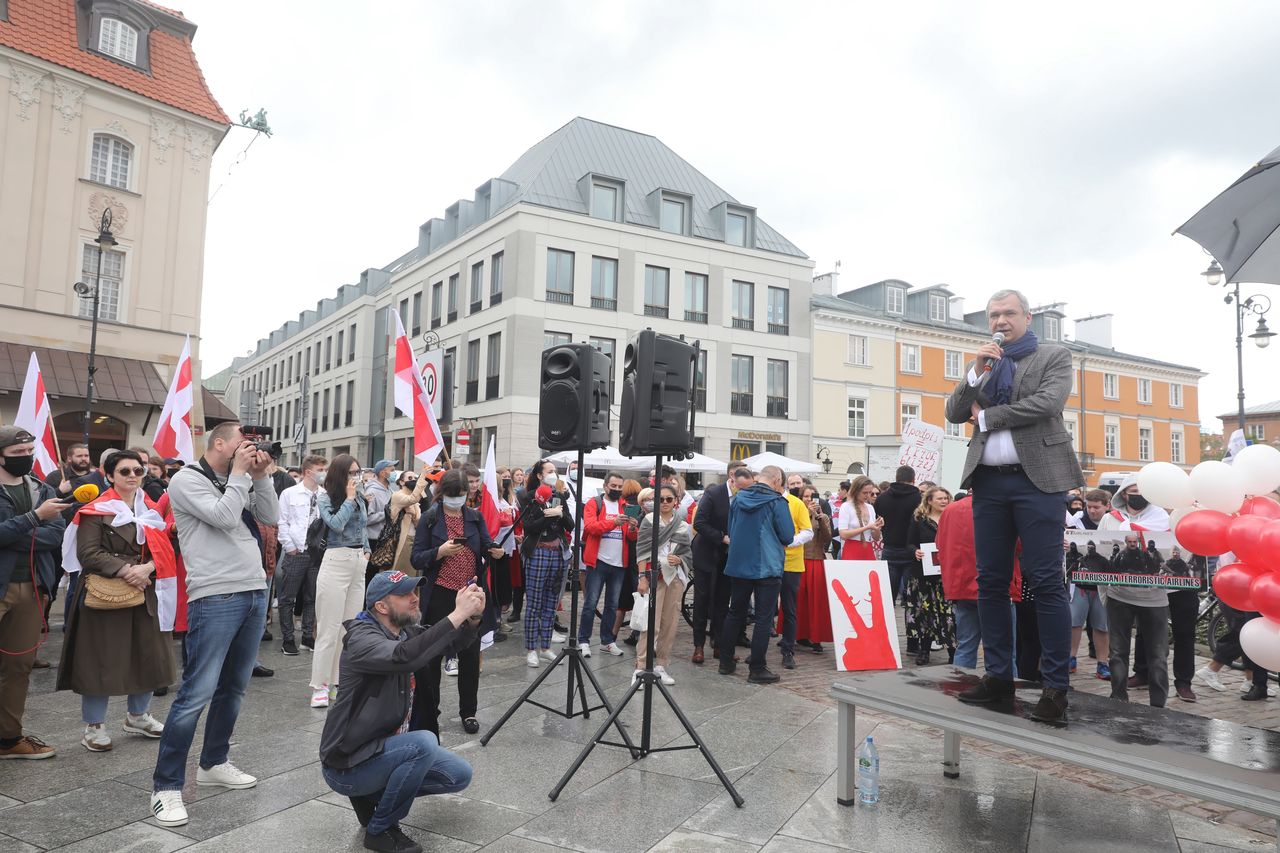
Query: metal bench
832,668,1280,848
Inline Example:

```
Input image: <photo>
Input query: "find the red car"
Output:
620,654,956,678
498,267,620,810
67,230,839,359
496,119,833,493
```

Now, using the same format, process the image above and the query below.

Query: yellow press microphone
72,483,100,503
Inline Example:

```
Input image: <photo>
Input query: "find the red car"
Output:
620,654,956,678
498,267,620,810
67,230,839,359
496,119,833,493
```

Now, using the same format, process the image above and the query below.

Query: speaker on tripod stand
539,342,611,452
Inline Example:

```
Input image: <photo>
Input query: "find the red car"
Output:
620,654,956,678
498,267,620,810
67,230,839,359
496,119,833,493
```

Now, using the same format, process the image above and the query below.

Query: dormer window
929,293,947,321
660,197,687,235
1045,315,1060,341
591,181,621,222
726,212,748,246
99,18,139,64
886,286,905,315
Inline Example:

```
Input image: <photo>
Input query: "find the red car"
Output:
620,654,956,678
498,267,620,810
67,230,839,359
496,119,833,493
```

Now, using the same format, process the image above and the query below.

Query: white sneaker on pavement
551,631,567,643
526,651,539,668
311,687,330,708
444,656,459,677
1194,666,1227,692
150,790,188,826
123,712,165,738
600,642,625,657
81,723,112,752
579,644,592,658
196,761,257,789
654,666,676,686
539,648,557,662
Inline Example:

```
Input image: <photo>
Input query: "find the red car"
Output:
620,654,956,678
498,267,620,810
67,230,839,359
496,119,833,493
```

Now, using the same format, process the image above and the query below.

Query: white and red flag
478,436,502,537
391,312,444,465
15,352,59,480
152,336,195,464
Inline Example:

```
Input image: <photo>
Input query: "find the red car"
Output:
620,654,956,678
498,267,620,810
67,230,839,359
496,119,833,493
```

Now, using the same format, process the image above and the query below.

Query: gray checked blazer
945,343,1085,494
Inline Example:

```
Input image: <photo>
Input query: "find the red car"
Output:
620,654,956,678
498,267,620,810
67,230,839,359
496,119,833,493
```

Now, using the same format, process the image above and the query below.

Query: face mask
606,488,622,501
568,470,579,481
789,487,802,498
542,474,558,487
314,471,326,485
1127,494,1149,511
402,479,417,491
389,472,400,486
502,478,512,489
1,455,35,477
442,495,466,510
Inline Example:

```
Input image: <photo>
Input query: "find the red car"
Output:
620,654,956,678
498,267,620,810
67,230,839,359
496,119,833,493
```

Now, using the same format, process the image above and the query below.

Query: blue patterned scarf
988,330,1039,406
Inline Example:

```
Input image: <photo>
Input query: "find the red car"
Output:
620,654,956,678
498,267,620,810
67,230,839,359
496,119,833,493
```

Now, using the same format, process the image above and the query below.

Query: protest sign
920,542,941,577
1065,529,1204,590
898,420,944,485
826,560,902,672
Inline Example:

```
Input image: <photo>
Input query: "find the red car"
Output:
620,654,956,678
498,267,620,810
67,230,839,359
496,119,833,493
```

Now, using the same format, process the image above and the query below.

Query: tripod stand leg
653,679,745,807
573,654,590,718
479,652,564,746
576,655,639,758
549,676,643,801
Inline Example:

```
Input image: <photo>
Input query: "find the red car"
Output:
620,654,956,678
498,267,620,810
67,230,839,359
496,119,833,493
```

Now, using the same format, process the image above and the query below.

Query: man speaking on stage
946,289,1084,725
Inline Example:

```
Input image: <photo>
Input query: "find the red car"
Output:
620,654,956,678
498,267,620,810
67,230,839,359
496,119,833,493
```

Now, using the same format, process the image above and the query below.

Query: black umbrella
1177,142,1280,285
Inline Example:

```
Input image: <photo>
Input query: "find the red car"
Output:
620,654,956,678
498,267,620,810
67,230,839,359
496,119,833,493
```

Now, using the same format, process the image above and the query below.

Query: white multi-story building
227,118,814,477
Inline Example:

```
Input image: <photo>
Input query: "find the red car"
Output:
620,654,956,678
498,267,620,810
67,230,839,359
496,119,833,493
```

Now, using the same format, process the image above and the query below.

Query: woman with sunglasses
634,484,693,686
58,450,174,752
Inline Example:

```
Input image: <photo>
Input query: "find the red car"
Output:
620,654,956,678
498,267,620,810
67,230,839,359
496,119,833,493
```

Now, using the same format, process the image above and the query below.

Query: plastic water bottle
857,736,880,805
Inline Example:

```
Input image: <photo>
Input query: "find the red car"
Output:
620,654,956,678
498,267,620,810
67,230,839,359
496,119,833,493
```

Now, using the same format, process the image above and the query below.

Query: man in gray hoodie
149,422,279,828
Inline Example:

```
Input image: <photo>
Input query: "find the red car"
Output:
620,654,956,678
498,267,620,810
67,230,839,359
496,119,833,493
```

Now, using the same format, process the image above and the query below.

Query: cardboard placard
920,542,941,577
825,560,902,672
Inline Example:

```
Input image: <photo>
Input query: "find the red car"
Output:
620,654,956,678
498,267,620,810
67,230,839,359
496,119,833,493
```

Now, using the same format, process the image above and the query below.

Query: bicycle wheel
682,575,695,627
1208,609,1234,664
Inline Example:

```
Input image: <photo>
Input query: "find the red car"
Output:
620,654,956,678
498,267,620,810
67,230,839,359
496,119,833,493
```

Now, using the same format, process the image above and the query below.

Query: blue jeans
578,560,624,646
82,692,150,724
952,600,1019,671
720,576,782,672
152,590,266,791
972,467,1071,690
322,730,472,835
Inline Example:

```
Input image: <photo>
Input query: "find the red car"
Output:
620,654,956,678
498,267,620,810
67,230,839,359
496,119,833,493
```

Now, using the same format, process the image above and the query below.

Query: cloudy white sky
186,0,1280,431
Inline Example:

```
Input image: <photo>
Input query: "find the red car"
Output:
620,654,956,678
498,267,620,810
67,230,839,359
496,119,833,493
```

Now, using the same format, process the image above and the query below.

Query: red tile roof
0,0,228,125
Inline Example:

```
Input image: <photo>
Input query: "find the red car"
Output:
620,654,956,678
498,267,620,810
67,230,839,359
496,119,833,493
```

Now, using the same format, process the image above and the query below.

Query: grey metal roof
1217,400,1280,418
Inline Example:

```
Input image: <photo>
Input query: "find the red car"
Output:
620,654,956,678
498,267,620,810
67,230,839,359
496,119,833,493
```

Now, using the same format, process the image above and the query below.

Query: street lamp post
1203,260,1275,434
73,208,117,449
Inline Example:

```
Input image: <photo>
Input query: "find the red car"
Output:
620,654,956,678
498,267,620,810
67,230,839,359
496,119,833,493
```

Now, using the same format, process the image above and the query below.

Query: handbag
368,507,406,570
305,516,328,568
83,572,144,610
629,592,649,632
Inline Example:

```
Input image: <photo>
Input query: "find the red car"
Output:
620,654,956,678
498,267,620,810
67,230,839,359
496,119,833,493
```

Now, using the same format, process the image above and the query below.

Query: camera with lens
241,425,283,458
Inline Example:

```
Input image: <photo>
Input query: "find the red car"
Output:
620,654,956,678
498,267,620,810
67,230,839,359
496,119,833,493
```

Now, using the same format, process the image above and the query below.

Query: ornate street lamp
72,208,117,448
1204,260,1273,433
816,444,833,474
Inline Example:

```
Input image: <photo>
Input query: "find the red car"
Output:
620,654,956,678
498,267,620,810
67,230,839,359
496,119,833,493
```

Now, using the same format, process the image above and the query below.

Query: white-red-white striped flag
391,312,444,465
152,336,194,464
15,352,58,480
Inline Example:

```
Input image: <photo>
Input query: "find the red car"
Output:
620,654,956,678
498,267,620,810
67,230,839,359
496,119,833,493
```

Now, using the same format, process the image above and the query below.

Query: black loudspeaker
538,343,611,451
619,330,695,456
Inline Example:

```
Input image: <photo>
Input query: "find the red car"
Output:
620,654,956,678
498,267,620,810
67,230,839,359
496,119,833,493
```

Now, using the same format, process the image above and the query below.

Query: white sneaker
150,790,188,826
526,651,539,668
539,649,557,662
654,666,676,686
81,723,112,752
600,642,625,657
931,641,944,651
444,656,459,677
1241,678,1255,694
631,669,641,685
551,631,567,644
579,645,592,658
123,712,164,738
310,687,329,708
1195,666,1227,693
196,761,257,789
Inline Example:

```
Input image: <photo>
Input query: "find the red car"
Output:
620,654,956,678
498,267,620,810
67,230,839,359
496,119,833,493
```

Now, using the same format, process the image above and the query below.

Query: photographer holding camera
149,422,279,828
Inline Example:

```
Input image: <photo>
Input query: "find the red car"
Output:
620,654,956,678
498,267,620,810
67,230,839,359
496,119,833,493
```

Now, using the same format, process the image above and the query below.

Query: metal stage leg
943,730,960,779
837,701,857,806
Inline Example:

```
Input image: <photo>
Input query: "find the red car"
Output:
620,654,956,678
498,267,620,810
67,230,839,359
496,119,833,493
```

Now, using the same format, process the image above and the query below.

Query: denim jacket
317,490,369,551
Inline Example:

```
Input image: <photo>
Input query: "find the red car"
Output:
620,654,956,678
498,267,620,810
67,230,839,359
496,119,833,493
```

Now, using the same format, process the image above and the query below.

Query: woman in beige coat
390,467,429,575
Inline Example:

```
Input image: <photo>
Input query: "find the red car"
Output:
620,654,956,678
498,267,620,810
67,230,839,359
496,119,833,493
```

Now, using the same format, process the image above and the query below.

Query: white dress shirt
968,366,1020,466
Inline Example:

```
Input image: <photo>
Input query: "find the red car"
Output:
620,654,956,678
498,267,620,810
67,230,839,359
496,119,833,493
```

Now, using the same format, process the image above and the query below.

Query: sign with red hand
826,560,902,672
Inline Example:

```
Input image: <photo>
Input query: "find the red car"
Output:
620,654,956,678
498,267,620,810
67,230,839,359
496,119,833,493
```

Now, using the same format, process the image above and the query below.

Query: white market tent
667,452,729,474
546,445,654,471
740,450,822,474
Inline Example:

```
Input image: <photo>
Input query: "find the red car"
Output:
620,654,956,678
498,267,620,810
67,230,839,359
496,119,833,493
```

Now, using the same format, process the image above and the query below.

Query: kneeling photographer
319,569,484,853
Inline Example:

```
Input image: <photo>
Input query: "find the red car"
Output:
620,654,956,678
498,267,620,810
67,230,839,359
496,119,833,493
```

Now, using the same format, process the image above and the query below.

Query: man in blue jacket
718,465,794,684
320,570,484,853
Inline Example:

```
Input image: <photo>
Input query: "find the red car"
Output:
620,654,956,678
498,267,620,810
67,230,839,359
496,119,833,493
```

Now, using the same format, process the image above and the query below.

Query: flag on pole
15,352,59,480
478,435,502,537
391,311,444,465
152,336,195,464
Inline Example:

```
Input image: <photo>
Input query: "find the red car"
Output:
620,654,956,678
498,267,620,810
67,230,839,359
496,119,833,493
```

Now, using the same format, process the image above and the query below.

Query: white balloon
1239,616,1280,672
1189,461,1246,514
1136,462,1194,510
1233,444,1280,497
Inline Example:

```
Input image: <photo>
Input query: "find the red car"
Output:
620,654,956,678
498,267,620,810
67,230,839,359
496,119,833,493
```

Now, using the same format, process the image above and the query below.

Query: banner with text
1065,529,1204,590
897,419,944,485
826,560,902,672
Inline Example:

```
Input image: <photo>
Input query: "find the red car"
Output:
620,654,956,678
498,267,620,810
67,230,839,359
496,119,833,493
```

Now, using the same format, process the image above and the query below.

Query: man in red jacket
577,472,638,657
936,493,1021,671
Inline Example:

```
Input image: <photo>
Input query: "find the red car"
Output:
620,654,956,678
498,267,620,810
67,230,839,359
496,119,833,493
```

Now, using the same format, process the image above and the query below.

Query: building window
1103,373,1118,399
1138,378,1151,404
1248,423,1266,441
310,392,318,433
321,388,330,432
545,330,572,350
1169,383,1183,408
335,330,344,367
304,347,311,376
900,403,920,432
767,287,789,335
901,343,921,374
1072,369,1079,396
470,262,484,313
547,249,575,304
694,349,707,411
343,380,353,427
591,183,619,221
1104,423,1119,458
944,350,962,379
443,347,455,408
946,420,965,438
447,274,459,321
847,335,869,366
644,266,669,318
591,256,618,310
411,293,421,336
886,286,905,315
589,336,615,368
766,359,788,418
314,342,321,375
98,18,138,64
1139,427,1152,461
1045,315,1060,341
730,355,754,415
726,212,748,247
486,333,501,400
333,384,342,431
398,298,408,333
660,198,686,235
324,336,332,371
684,273,708,323
465,339,480,404
79,244,123,321
349,324,356,361
490,251,504,305
847,397,866,439
1065,419,1077,448
89,134,132,189
731,281,754,330
286,355,293,385
1171,430,1183,464
431,282,442,328
929,293,947,322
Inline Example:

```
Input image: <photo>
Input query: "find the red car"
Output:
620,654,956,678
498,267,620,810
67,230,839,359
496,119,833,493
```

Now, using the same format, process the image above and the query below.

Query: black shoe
153,685,168,696
506,611,522,624
350,794,378,827
301,637,315,651
718,660,737,676
493,632,507,643
363,826,421,853
748,668,781,685
811,643,824,655
554,621,568,634
1242,686,1271,701
462,717,480,734
252,664,274,678
282,640,299,656
915,651,930,666
624,631,640,647
782,653,796,670
1029,688,1069,724
261,629,273,642
906,639,919,655
796,639,813,648
957,675,1014,705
